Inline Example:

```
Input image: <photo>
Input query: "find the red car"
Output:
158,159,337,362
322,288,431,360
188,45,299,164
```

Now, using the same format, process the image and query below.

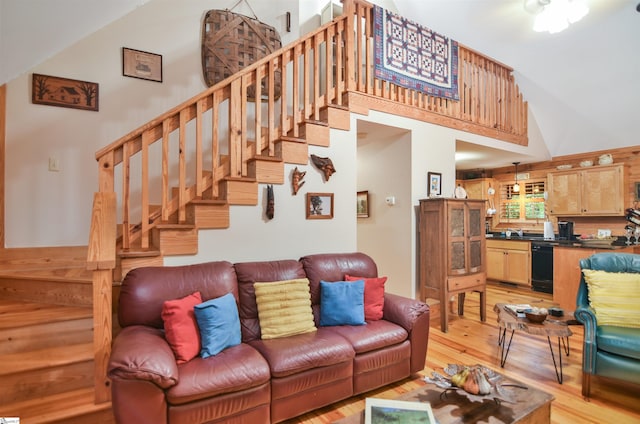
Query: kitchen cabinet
461,178,496,200
553,245,633,311
486,239,531,286
418,198,486,332
547,164,627,216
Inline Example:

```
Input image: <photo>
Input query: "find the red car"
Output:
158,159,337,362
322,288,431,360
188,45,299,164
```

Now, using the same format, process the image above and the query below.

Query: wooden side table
494,303,573,383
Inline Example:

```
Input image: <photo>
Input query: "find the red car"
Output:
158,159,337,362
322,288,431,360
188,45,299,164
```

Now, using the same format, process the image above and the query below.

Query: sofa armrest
108,325,179,389
575,305,598,374
383,293,430,373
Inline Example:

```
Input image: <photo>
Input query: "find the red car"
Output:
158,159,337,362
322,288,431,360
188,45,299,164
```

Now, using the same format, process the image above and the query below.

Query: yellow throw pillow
582,269,640,328
254,278,317,339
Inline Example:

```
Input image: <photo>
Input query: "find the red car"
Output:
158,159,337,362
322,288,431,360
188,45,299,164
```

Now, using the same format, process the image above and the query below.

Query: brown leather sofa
108,252,430,424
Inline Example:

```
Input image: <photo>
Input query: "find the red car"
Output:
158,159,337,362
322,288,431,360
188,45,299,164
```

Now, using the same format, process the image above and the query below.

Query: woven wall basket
202,9,282,101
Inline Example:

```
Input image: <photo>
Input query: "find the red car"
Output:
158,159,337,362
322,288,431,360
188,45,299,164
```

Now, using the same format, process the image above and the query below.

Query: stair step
275,137,308,164
0,342,93,376
0,273,93,306
187,199,230,229
0,300,91,330
0,387,113,424
247,155,284,184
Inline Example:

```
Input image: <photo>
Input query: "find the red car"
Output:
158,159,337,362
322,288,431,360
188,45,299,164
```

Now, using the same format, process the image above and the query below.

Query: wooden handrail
88,0,528,405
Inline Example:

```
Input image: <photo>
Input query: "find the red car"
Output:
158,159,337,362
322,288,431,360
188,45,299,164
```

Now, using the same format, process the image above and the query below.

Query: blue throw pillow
194,293,241,358
319,280,365,326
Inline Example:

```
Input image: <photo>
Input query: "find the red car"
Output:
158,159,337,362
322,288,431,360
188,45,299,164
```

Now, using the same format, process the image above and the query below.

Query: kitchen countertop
486,233,630,250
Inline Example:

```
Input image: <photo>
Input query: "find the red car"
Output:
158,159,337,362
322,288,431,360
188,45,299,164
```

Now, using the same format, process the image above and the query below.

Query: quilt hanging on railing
373,5,459,100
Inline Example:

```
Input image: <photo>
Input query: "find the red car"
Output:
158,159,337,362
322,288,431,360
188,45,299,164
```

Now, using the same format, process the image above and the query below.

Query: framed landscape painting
365,398,436,424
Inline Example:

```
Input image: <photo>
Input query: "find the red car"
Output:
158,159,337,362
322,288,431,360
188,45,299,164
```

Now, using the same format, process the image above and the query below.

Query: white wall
4,0,301,248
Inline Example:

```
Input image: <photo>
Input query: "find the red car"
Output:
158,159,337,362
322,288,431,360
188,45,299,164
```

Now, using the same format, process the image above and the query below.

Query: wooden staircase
0,249,115,423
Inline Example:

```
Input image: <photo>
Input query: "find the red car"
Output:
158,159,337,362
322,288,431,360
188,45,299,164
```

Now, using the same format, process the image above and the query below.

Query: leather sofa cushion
325,319,408,354
166,343,270,405
597,325,640,360
249,327,354,378
119,261,238,329
300,252,378,308
235,260,307,342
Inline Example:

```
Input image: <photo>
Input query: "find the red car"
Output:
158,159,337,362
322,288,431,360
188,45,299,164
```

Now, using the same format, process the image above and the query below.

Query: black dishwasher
531,243,553,294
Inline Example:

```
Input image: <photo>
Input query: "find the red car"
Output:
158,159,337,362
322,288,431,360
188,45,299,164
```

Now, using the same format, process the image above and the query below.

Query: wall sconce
513,162,521,193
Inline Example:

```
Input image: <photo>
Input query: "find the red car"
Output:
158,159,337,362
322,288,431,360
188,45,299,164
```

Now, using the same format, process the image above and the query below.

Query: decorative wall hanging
266,185,274,219
122,47,163,82
306,193,334,219
201,0,282,101
428,172,442,197
32,73,99,111
373,5,459,100
292,167,306,195
357,191,369,218
310,154,336,182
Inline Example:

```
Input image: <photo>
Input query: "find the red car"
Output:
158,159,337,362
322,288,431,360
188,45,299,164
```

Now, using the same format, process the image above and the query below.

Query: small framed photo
32,73,99,111
307,192,334,219
635,182,640,201
357,191,369,218
365,398,436,424
123,47,163,82
428,172,442,197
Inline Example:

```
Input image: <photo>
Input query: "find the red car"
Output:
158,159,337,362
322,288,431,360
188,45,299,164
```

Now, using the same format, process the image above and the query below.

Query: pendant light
513,162,520,193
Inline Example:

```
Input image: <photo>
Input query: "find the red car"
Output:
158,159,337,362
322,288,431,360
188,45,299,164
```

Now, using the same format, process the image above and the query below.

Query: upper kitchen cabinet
462,178,496,201
547,164,627,216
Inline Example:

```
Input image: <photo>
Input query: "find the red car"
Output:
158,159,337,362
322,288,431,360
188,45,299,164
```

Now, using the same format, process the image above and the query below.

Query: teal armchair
575,252,640,398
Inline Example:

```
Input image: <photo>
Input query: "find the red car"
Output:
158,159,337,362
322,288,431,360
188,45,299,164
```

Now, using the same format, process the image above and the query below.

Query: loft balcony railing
87,0,528,403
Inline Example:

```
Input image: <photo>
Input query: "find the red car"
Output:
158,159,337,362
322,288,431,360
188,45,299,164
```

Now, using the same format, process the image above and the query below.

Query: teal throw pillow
319,280,365,326
194,293,241,358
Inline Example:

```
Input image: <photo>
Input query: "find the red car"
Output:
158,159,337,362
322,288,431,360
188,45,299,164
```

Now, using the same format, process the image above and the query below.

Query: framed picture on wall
428,172,442,196
122,47,163,82
31,73,99,111
307,193,334,219
357,191,369,218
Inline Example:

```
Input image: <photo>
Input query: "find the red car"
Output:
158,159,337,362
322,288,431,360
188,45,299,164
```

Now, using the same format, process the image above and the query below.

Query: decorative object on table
598,153,613,165
266,185,274,219
364,397,435,424
453,184,467,199
524,307,548,323
122,47,163,82
306,192,333,219
357,191,369,218
427,172,442,197
291,167,306,195
425,364,526,403
201,2,282,101
310,154,336,182
635,226,640,245
549,307,564,317
372,5,459,100
32,73,99,111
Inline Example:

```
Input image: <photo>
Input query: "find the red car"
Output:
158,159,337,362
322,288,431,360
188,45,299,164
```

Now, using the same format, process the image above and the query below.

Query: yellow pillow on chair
582,269,640,329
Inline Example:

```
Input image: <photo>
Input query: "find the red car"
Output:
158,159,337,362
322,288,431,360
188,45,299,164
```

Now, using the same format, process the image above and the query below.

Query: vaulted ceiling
2,0,639,170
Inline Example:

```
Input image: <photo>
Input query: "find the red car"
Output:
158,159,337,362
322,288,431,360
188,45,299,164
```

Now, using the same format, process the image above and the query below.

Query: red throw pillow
162,291,202,364
345,275,386,321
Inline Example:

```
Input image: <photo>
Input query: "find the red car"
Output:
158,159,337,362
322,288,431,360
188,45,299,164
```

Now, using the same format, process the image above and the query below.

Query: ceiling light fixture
524,0,589,34
512,162,521,193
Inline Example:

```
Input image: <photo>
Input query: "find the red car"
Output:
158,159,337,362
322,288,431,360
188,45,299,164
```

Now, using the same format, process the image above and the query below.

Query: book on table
503,304,532,318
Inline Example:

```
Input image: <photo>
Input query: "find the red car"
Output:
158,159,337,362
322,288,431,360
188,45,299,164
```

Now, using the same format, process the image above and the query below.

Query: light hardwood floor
286,283,640,424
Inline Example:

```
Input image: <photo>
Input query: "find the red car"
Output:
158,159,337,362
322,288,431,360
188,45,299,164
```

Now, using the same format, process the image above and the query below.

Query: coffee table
494,303,573,384
333,369,554,424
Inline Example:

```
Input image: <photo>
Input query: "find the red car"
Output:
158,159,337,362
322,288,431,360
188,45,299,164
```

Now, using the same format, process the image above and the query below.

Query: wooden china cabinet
418,198,487,332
